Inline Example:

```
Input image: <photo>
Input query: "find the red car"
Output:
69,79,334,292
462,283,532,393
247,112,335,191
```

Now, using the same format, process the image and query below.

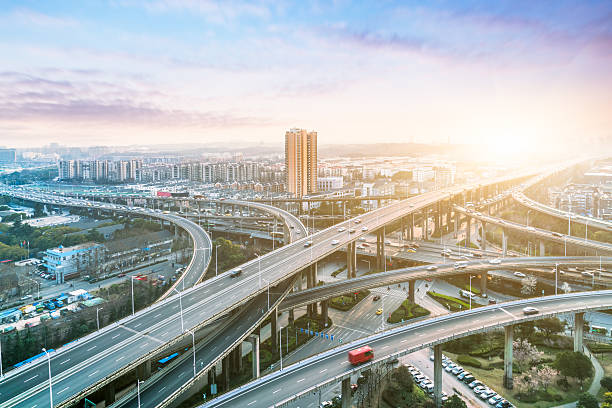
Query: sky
0,0,611,153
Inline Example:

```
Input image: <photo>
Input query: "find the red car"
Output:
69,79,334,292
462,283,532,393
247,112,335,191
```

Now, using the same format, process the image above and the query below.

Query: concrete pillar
341,377,352,408
480,271,487,295
104,381,116,405
502,325,514,389
424,210,430,240
234,343,243,374
297,271,303,291
221,355,230,390
207,369,216,391
574,312,584,353
376,229,385,271
539,241,545,257
311,263,318,286
481,221,487,250
409,213,414,241
137,360,151,380
322,300,329,328
409,280,415,303
306,268,313,289
434,344,443,408
247,335,260,379
288,309,294,326
346,243,354,279
454,213,459,234
502,229,508,257
466,216,471,246
270,307,278,349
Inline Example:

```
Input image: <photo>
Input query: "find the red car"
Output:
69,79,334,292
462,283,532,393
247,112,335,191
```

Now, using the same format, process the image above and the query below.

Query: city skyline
1,1,611,154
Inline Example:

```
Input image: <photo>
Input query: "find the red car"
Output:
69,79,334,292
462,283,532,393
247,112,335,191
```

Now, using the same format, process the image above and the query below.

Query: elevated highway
204,290,612,408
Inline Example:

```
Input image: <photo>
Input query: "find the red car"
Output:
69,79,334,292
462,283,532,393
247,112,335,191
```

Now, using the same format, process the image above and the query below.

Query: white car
338,227,346,232
361,226,368,232
526,226,535,232
426,265,438,271
488,259,501,264
523,306,539,315
513,271,526,278
331,240,340,245
359,237,366,242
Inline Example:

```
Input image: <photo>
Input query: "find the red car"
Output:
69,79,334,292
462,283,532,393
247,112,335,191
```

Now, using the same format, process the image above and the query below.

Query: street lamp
262,278,270,310
172,288,184,332
555,263,558,295
256,253,262,288
187,329,196,377
468,276,475,309
96,307,104,331
526,210,532,227
0,331,3,377
42,348,53,407
137,379,144,408
131,275,138,315
215,245,220,276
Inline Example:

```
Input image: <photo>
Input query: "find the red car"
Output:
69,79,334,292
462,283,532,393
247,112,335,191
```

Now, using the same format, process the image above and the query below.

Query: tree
576,393,599,408
393,365,414,391
521,275,537,295
443,395,467,408
601,376,612,392
513,339,543,372
515,321,536,340
561,282,572,294
601,392,612,408
535,317,565,337
555,351,593,386
536,365,558,391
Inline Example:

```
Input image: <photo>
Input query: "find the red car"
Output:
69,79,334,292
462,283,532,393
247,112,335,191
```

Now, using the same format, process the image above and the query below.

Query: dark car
373,295,381,301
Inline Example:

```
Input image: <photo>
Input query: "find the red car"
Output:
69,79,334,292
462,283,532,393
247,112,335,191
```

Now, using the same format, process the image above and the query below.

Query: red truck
348,346,374,365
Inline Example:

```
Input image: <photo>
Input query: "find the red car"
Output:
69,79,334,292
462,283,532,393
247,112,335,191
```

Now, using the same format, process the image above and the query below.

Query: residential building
285,128,317,197
318,176,343,192
0,148,16,163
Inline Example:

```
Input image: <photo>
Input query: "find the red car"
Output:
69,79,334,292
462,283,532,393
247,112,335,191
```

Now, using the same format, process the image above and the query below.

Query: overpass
203,290,612,408
0,166,566,407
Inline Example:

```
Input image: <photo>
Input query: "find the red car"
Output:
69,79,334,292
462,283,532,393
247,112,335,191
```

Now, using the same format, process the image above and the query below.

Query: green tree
393,365,414,391
555,351,593,386
601,376,612,392
515,321,536,340
443,395,467,408
535,317,565,336
576,393,599,408
601,392,612,408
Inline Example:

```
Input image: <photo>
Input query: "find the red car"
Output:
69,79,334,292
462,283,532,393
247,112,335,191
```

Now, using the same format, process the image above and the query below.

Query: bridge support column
409,280,415,303
233,343,243,374
341,377,352,408
502,229,508,257
481,222,487,250
346,242,354,279
454,213,459,234
480,271,487,295
271,307,278,349
288,309,294,326
221,355,230,390
104,381,116,405
311,263,318,286
322,299,329,328
137,360,151,380
446,200,452,234
503,325,514,389
539,241,545,257
247,334,260,379
574,312,584,352
297,271,303,291
424,209,430,240
409,213,414,241
434,344,443,408
466,216,471,246
376,229,385,271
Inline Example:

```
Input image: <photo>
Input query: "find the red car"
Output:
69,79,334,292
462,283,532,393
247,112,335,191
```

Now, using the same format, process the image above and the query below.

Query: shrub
457,354,481,368
601,376,612,391
387,300,430,323
556,378,570,391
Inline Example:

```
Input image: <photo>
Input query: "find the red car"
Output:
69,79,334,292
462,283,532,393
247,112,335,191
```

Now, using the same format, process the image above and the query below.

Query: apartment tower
285,128,317,197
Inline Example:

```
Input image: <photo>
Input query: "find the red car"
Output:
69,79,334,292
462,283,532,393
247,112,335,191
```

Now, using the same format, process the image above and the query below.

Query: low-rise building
44,243,106,284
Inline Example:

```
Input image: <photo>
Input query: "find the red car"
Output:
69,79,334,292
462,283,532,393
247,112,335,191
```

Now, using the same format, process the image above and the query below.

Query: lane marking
112,334,121,339
116,356,125,362
499,307,515,319
297,378,305,383
24,375,38,382
158,386,166,393
60,359,70,365
57,387,69,395
247,401,257,406
273,389,281,394
86,346,96,351
88,370,99,377
154,313,162,318
319,369,327,373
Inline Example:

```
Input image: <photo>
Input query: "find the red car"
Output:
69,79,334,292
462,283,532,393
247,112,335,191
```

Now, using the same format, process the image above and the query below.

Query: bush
387,300,430,323
426,291,474,312
329,290,370,311
556,377,570,391
576,393,599,408
601,376,612,391
588,343,612,353
457,354,481,368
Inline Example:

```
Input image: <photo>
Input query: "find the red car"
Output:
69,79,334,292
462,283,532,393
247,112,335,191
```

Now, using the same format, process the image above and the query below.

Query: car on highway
489,395,503,405
551,231,563,237
359,237,366,242
354,219,361,224
522,306,539,315
361,226,368,231
375,308,383,315
468,380,483,389
488,258,501,264
331,240,340,245
349,229,356,233
513,271,526,278
348,346,374,365
426,265,438,271
454,261,468,269
338,227,346,232
304,241,313,247
526,226,536,232
229,268,243,278
372,295,381,301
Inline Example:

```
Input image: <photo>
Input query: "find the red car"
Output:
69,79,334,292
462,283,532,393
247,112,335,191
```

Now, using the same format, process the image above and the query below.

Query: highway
203,290,612,408
279,256,612,310
454,205,612,254
0,168,555,406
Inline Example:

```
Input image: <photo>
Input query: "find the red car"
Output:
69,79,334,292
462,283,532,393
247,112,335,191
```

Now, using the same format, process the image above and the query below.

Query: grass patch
464,284,481,295
387,299,430,324
456,239,479,249
426,291,477,312
330,289,371,311
330,265,347,278
587,341,612,354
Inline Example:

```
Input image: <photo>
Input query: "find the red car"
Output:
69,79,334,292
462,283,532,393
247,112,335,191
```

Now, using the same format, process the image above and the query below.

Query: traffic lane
204,292,611,407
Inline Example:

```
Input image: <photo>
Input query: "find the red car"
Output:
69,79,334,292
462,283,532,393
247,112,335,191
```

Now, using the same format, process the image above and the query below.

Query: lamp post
279,327,283,370
256,253,262,288
469,276,475,309
96,307,104,331
172,288,184,332
262,278,270,310
187,329,196,377
555,263,558,295
42,348,53,407
137,379,144,408
131,276,137,315
0,333,3,378
526,210,532,227
215,245,220,276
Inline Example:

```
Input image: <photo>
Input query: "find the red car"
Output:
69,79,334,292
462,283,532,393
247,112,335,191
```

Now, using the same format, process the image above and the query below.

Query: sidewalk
551,346,604,408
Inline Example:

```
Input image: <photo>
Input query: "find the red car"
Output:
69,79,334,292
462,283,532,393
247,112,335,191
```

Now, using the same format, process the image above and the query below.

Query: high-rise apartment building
285,128,317,197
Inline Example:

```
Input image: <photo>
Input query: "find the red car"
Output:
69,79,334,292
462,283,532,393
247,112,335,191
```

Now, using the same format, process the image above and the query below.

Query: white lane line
154,313,162,318
381,345,389,349
319,369,327,373
247,401,257,406
134,323,142,328
297,378,305,383
57,386,69,394
87,345,97,351
112,334,121,339
60,359,70,365
158,386,166,393
499,307,515,318
88,370,99,377
273,389,281,394
24,375,38,383
400,339,407,343
140,343,149,348
116,356,125,362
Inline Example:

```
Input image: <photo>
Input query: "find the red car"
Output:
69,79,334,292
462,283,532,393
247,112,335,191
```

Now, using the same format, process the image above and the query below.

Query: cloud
8,9,78,28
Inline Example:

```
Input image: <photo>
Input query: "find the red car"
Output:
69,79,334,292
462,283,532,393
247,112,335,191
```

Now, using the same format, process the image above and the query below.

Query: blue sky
0,0,610,151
